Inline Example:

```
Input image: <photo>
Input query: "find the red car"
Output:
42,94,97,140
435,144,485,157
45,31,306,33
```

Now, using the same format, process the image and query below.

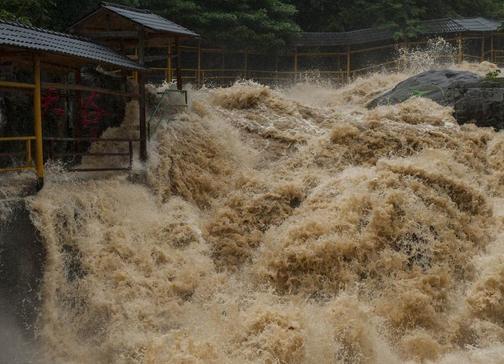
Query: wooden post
175,37,182,90
138,26,147,162
458,35,464,63
275,54,279,83
346,46,351,82
491,34,495,63
244,50,248,79
481,36,485,62
73,68,81,153
166,41,172,83
133,47,139,82
33,57,44,189
221,49,225,82
197,39,202,87
293,48,298,82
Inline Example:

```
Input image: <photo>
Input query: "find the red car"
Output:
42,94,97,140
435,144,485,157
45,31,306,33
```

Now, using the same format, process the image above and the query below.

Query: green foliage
1,0,504,48
47,0,137,31
290,0,504,39
139,0,300,50
485,69,502,80
0,0,54,26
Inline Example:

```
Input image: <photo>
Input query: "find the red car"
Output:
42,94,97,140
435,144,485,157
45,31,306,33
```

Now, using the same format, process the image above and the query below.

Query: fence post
175,37,182,90
244,50,248,79
73,68,81,154
293,48,298,82
458,35,464,63
275,54,279,83
481,36,485,62
33,57,44,189
491,34,495,63
133,48,139,83
221,49,225,82
197,39,202,87
166,41,172,83
128,140,133,170
138,25,147,162
346,46,351,82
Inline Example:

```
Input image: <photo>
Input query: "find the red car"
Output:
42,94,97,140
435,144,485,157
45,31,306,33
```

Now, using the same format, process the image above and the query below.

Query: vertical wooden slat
74,68,82,154
491,34,495,63
175,37,182,90
133,47,139,82
481,36,485,62
138,26,147,162
346,46,351,82
221,49,225,82
197,39,202,87
458,35,464,63
166,41,172,83
244,49,248,79
33,57,44,189
293,47,298,82
275,54,279,82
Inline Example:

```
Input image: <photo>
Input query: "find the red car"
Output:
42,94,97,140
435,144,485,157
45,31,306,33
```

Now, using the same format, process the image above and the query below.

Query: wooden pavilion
0,20,143,188
68,2,199,160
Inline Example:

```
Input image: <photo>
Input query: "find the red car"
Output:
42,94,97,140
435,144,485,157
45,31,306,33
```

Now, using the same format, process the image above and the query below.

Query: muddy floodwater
26,61,504,363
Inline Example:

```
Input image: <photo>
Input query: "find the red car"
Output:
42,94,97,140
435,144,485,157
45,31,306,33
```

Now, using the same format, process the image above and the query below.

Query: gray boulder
368,69,504,130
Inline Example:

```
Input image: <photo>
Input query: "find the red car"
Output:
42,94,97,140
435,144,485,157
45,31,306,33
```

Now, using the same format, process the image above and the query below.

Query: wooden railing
44,137,138,172
0,136,35,173
144,33,504,87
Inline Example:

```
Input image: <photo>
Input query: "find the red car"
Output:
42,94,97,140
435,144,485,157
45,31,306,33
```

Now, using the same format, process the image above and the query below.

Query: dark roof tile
452,17,501,32
0,20,142,70
294,17,503,47
102,2,199,37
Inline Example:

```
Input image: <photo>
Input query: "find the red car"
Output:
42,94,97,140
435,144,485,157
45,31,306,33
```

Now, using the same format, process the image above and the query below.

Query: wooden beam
348,43,395,55
42,82,138,98
33,57,44,189
78,31,138,39
138,25,147,162
143,55,175,63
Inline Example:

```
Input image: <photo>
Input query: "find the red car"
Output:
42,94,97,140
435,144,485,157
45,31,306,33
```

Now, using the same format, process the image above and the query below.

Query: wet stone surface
369,69,504,130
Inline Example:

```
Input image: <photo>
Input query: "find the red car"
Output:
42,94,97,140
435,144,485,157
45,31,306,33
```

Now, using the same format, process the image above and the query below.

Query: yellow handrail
0,136,36,142
0,80,35,90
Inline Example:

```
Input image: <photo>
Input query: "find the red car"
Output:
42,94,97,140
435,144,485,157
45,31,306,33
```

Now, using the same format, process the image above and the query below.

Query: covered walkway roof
0,20,142,70
294,17,503,47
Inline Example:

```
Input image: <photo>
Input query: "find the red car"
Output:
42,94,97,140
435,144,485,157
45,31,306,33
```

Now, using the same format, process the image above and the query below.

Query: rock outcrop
368,69,504,130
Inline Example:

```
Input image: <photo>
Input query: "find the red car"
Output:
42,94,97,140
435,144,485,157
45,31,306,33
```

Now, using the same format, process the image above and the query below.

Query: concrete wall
0,198,45,363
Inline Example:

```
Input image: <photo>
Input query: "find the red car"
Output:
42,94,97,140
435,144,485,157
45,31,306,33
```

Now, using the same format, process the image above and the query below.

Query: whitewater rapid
28,62,504,363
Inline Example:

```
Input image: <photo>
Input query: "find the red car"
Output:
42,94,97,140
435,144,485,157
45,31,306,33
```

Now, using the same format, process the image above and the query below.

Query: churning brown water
27,61,504,363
